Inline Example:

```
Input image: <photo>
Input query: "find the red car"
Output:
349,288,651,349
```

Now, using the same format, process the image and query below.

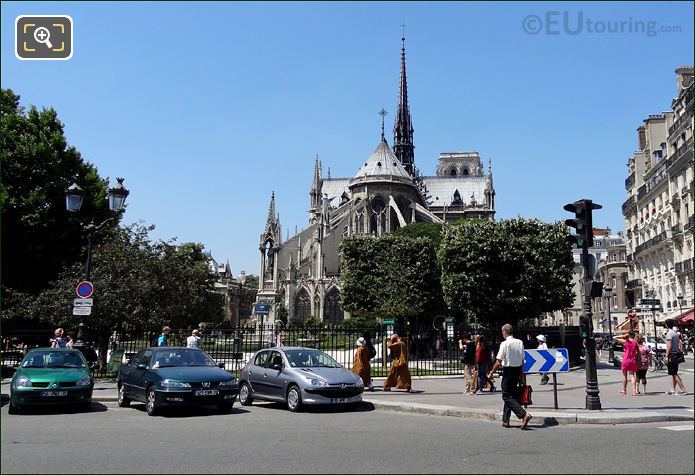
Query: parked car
238,347,363,412
645,336,667,353
8,348,94,414
117,347,239,416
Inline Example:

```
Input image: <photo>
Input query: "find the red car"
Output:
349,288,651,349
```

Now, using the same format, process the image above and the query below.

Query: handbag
671,352,686,365
518,384,533,406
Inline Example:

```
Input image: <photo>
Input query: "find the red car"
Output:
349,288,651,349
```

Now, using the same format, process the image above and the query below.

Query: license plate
330,398,349,404
40,391,67,397
194,389,219,396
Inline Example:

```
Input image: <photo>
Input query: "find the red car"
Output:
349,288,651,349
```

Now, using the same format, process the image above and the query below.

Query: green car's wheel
8,401,20,415
118,383,131,407
146,386,159,416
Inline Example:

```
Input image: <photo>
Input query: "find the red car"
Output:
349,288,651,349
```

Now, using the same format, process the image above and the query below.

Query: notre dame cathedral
254,38,496,324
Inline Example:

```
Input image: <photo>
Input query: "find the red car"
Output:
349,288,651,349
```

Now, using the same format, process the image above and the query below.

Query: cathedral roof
354,138,411,179
421,176,488,207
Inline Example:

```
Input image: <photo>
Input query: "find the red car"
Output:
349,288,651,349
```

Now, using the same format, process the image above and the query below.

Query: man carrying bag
488,323,533,430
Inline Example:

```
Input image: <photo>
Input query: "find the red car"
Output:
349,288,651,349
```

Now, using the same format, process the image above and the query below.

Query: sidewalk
3,359,693,425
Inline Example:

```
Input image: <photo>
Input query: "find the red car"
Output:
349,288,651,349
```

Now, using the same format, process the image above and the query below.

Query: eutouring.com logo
522,11,682,37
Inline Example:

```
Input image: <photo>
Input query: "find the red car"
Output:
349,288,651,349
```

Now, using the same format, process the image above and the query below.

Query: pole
653,306,658,350
607,293,614,361
553,373,558,410
85,230,93,281
582,246,602,410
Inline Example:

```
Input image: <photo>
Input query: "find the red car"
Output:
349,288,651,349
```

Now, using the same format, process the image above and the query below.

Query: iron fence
2,324,583,379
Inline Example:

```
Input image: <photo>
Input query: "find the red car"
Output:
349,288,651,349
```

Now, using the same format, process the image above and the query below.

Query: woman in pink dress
614,331,639,396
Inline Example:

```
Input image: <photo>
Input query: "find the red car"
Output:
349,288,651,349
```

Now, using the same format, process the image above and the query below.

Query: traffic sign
72,306,92,316
255,303,270,315
73,298,93,307
640,298,661,306
523,348,569,373
75,281,94,298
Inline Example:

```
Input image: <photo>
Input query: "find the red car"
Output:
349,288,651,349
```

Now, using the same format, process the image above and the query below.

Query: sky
2,1,693,277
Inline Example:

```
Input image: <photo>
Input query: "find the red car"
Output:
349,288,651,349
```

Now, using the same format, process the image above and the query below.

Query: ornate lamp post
603,285,614,361
65,178,129,363
677,293,684,322
236,271,246,326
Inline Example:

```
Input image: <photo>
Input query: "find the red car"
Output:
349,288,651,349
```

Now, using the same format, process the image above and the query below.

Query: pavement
3,354,693,426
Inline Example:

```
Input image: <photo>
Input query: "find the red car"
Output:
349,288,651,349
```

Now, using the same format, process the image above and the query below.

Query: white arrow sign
523,348,569,373
72,306,92,316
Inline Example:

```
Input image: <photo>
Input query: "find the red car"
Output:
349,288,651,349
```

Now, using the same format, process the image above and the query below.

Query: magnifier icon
33,27,53,49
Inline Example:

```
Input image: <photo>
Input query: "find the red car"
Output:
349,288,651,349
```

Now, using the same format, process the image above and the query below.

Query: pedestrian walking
186,329,202,348
487,324,532,430
66,332,75,349
50,328,68,348
352,337,373,391
665,320,688,395
156,326,171,347
475,335,495,394
635,334,651,394
613,331,638,396
458,335,476,395
536,335,549,385
383,334,412,392
267,327,276,348
109,331,120,351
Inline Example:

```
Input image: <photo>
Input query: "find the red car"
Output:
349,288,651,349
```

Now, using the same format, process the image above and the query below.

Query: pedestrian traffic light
580,315,591,338
563,199,602,248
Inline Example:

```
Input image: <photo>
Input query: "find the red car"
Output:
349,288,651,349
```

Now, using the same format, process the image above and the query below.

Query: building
254,38,497,324
622,67,694,334
591,241,629,334
208,255,256,326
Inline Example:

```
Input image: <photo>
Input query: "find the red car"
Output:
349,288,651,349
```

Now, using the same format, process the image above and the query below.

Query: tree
340,234,445,321
244,274,259,290
439,218,574,326
1,88,117,298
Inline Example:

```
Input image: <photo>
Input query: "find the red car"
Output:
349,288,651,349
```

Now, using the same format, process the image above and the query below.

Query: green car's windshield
284,349,341,368
151,349,216,368
22,350,87,369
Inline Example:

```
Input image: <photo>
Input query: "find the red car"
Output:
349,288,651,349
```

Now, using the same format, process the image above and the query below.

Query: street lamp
237,271,246,325
677,293,684,321
603,286,614,361
65,178,129,365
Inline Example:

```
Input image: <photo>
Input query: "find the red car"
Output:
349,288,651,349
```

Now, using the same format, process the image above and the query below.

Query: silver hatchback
238,347,364,412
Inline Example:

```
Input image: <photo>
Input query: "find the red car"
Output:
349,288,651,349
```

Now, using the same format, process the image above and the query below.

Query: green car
9,348,94,414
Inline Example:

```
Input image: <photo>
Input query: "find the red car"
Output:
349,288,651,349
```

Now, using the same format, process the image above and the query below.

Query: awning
678,310,693,325
616,318,639,332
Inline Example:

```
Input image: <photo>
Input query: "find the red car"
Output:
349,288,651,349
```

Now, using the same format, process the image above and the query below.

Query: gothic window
462,168,469,176
294,289,311,320
451,189,463,206
449,168,457,176
370,196,387,235
323,288,344,325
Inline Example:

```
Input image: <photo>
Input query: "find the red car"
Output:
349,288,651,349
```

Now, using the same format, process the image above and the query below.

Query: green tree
1,88,116,298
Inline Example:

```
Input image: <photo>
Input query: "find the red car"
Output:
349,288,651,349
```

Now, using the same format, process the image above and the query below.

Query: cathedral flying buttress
253,37,497,324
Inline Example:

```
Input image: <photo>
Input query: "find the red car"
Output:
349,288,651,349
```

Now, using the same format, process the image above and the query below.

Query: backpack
366,342,377,360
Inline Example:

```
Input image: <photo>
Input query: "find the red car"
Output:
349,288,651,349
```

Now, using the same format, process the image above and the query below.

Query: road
2,400,693,473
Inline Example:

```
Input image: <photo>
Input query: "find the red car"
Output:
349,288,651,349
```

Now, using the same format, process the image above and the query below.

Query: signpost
524,348,570,410
75,281,94,298
640,296,663,340
254,303,270,315
72,306,92,316
73,298,93,307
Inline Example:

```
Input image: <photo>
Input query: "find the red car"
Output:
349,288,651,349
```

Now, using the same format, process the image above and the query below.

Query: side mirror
136,363,147,370
218,362,225,368
271,363,282,371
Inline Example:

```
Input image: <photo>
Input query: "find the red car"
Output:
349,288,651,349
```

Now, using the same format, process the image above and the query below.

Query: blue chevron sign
523,348,569,373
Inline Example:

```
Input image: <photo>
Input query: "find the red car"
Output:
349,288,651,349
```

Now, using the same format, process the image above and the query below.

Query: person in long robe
383,334,412,392
352,337,372,390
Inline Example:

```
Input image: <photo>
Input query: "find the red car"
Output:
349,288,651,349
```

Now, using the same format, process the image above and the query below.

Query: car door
121,350,143,398
264,351,287,400
131,349,153,402
249,350,270,397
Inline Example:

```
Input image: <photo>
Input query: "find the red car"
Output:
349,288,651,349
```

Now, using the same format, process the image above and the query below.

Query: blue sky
2,1,693,277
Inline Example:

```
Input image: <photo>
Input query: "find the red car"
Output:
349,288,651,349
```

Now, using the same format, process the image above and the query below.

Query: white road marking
659,424,694,431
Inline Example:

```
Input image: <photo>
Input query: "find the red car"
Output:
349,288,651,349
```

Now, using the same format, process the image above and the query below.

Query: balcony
668,111,692,136
672,223,682,235
633,230,667,257
675,258,694,275
621,195,636,213
686,216,694,231
626,279,641,290
625,173,635,190
626,253,633,263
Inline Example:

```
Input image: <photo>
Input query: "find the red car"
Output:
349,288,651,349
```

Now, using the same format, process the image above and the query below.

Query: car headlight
76,375,92,386
160,380,191,388
308,378,328,386
219,378,237,387
357,376,364,386
14,376,31,388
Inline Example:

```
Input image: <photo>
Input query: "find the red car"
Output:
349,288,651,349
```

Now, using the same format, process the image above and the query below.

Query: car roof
27,347,80,352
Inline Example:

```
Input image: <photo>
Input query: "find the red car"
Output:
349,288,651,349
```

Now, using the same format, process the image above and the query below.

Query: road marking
659,424,694,431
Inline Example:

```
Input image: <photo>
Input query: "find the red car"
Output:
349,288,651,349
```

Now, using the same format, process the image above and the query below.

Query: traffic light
580,315,591,338
564,199,602,248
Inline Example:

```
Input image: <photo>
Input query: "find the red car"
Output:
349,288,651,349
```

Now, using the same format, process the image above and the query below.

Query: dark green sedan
9,348,94,414
117,347,239,416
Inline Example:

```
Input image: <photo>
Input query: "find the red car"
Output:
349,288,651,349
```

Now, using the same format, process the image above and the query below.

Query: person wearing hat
186,329,202,349
383,334,412,392
352,337,373,391
536,335,549,385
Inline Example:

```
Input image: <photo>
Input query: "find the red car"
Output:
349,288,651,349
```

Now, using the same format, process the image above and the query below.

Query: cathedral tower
393,36,415,176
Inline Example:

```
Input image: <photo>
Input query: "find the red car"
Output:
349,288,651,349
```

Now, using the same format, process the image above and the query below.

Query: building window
462,168,469,176
322,288,344,325
450,168,457,176
294,289,311,320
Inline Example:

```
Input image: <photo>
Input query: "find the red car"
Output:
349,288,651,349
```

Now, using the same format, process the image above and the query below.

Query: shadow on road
4,402,109,415
252,400,376,414
128,403,251,417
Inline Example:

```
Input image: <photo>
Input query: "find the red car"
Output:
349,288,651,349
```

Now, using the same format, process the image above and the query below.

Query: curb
363,398,694,425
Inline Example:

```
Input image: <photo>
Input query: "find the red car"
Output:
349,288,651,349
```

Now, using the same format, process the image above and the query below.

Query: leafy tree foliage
1,88,117,296
438,218,574,326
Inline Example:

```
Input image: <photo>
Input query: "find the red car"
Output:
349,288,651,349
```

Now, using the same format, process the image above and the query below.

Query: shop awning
678,310,693,325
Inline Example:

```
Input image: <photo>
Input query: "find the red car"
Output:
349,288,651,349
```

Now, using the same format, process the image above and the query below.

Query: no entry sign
75,281,94,298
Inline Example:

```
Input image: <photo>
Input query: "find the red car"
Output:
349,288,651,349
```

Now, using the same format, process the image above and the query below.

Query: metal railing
2,324,584,379
633,231,667,256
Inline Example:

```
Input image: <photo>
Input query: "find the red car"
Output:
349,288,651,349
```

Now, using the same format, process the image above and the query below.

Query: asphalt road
1,400,693,474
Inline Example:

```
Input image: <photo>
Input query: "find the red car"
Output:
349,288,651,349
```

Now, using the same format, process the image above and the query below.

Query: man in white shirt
488,324,532,430
186,329,201,349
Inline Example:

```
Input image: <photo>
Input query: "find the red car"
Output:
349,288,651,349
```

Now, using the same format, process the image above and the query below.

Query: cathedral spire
393,35,415,175
309,154,323,225
266,191,276,225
